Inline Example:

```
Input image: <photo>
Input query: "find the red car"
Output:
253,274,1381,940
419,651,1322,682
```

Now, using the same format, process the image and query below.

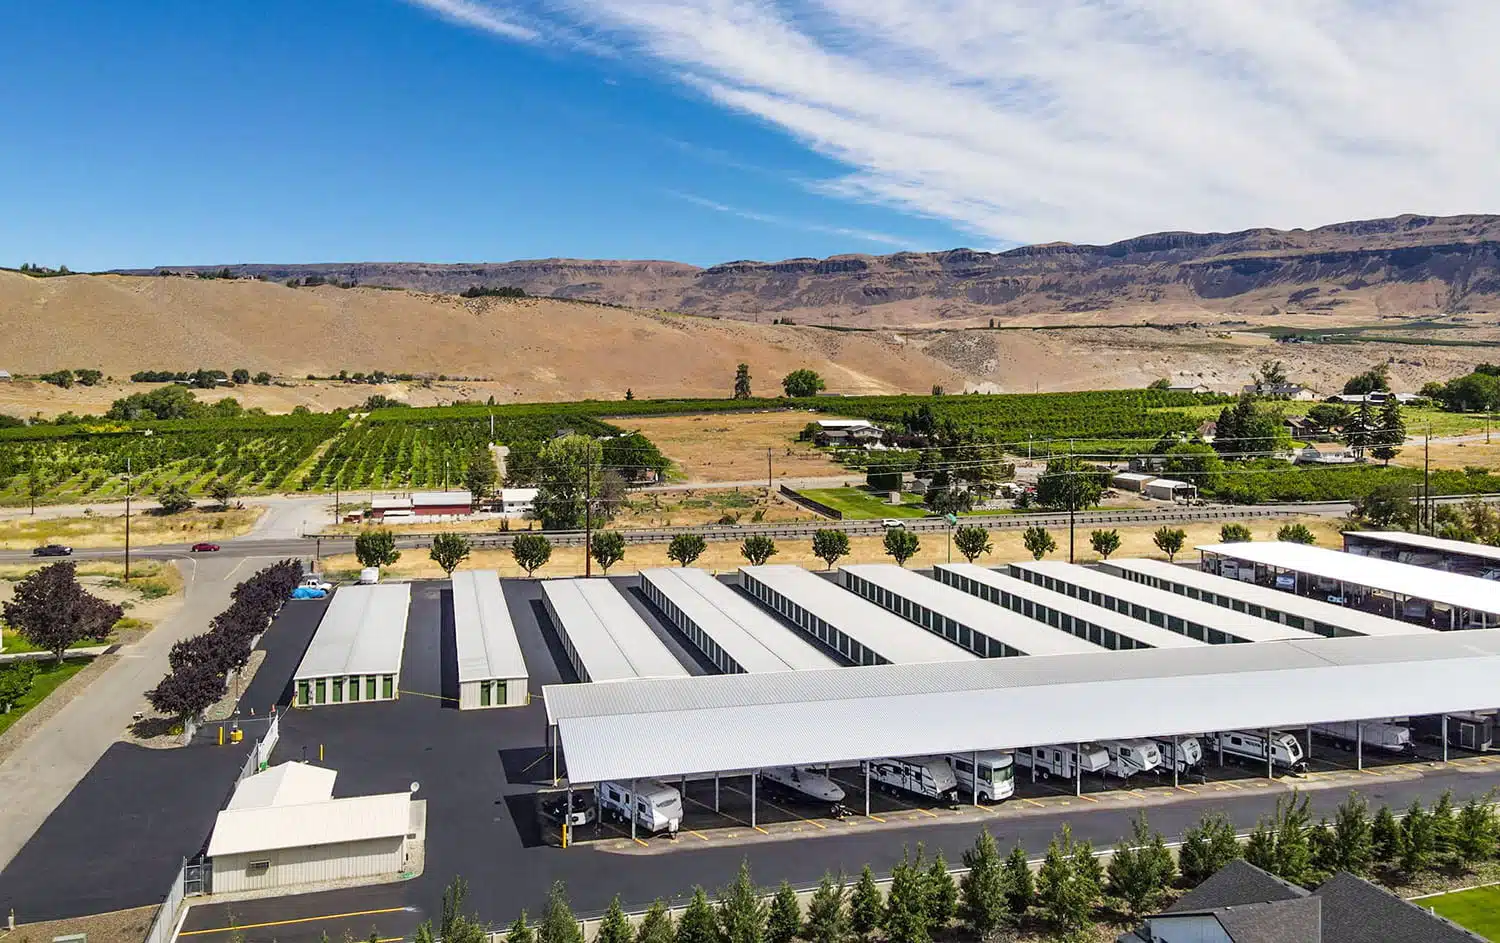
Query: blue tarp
290,586,327,599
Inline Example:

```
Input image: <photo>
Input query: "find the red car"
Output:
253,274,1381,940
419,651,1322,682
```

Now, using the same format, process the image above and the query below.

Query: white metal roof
739,565,976,664
1008,560,1319,643
499,488,539,502
1101,558,1433,638
208,793,411,858
411,490,473,507
641,568,836,672
541,579,689,682
933,563,1205,649
1197,541,1500,616
226,762,336,811
371,498,413,511
451,571,528,684
841,564,1103,655
544,629,1500,784
1345,530,1500,566
1112,473,1156,483
294,584,411,680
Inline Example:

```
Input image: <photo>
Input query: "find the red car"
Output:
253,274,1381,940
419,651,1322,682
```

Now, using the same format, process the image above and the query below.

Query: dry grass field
0,507,262,549
623,412,850,483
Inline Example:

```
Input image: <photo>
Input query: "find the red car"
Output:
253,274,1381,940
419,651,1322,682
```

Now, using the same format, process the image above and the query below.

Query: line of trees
146,560,303,726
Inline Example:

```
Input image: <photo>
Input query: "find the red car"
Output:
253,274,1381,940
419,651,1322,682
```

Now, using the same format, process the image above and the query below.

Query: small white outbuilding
451,570,529,709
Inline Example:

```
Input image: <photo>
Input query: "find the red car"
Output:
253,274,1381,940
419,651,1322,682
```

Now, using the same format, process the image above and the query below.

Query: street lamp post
124,457,133,582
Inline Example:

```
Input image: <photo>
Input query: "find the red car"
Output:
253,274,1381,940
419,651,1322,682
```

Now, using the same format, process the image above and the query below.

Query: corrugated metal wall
212,836,406,894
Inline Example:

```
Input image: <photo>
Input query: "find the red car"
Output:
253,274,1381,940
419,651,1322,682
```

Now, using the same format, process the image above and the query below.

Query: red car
190,542,221,552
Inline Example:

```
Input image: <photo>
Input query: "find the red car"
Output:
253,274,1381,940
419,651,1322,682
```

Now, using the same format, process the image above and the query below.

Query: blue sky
4,1,1495,271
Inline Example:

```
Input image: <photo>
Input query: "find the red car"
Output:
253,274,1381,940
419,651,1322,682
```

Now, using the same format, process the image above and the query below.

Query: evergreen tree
635,901,674,943
1372,805,1404,865
1002,843,1035,917
1036,826,1095,936
958,828,1009,937
804,874,849,943
1401,800,1437,875
850,865,883,941
1431,790,1459,862
506,913,535,943
733,364,753,399
884,848,933,943
1454,794,1499,867
1328,792,1374,876
718,861,768,943
1371,397,1405,465
538,882,583,943
1272,793,1314,886
1309,821,1338,881
596,898,633,943
1244,822,1277,874
1108,813,1177,915
766,881,801,943
675,888,718,943
1179,812,1242,886
925,850,958,929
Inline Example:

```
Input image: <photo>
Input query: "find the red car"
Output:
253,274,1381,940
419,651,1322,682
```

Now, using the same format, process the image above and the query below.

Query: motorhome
596,780,683,836
947,751,1016,803
1212,730,1307,773
1151,736,1204,775
1312,721,1414,754
1014,743,1110,780
1097,739,1162,779
864,756,958,804
1413,712,1498,752
758,766,846,805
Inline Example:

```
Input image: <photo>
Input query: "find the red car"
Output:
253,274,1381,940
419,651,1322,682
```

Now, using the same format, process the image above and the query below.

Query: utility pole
124,457,132,582
1068,502,1076,563
766,448,772,491
334,486,340,525
584,460,593,578
1424,423,1433,535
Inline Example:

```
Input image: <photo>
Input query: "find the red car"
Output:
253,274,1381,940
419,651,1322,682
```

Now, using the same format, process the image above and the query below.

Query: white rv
864,757,958,804
947,752,1016,803
596,780,683,836
1312,721,1413,754
758,767,846,804
1014,743,1110,780
1213,730,1307,773
1098,739,1162,779
1151,736,1205,775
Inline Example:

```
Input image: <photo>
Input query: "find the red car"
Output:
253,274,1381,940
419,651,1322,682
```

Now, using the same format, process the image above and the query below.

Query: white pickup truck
300,575,334,592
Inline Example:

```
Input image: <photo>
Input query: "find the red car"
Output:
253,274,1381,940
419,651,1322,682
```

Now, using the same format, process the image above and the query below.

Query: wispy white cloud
408,0,1500,246
665,190,912,247
404,0,537,42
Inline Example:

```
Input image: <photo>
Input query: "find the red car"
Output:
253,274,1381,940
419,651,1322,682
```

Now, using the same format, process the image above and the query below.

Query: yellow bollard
218,726,224,747
320,743,324,762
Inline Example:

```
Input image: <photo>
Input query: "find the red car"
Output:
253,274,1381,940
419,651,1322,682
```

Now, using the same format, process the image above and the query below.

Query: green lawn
1420,884,1500,939
1,629,113,654
796,487,930,520
0,658,91,737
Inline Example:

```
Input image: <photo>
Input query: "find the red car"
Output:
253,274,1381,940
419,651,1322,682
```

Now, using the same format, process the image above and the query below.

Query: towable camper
948,752,1016,803
1312,720,1414,754
758,766,846,804
864,757,958,804
1014,743,1109,780
1151,736,1204,775
1213,729,1307,773
1413,712,1498,752
1098,739,1162,779
597,780,683,836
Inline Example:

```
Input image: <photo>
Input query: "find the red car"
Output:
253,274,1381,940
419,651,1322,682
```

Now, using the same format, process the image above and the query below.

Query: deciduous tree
883,527,920,566
667,533,706,567
464,450,499,502
1022,526,1055,561
740,535,778,566
2,562,119,661
782,369,826,398
953,525,993,562
811,529,850,569
1153,526,1187,561
156,484,194,515
1276,523,1317,545
590,530,626,574
429,533,472,577
355,529,401,568
1089,528,1121,560
533,435,603,531
1220,522,1253,543
511,533,552,577
208,479,236,509
0,661,39,712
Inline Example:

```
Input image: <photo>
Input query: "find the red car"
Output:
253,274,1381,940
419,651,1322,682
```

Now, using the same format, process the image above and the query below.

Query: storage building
540,579,689,682
738,565,974,666
1099,558,1432,638
451,571,528,709
932,563,1204,650
293,583,411,706
1007,560,1318,644
640,567,836,674
1111,472,1156,493
207,762,415,894
1142,478,1197,501
840,564,1103,657
499,488,538,515
412,490,473,516
368,497,413,521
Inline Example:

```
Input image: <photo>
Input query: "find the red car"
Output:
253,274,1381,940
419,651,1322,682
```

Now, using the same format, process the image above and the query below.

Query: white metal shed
293,584,411,706
451,571,528,709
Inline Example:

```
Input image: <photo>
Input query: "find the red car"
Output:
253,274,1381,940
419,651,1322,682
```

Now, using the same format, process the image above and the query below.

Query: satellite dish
410,781,421,793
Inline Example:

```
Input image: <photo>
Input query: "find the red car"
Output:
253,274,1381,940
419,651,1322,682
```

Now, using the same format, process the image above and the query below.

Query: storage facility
1099,558,1432,639
293,584,411,706
1343,530,1500,576
1142,478,1197,501
640,567,836,674
932,563,1205,650
1198,541,1500,628
540,579,690,683
207,762,415,894
1007,560,1319,644
450,571,529,709
739,565,975,666
839,564,1103,657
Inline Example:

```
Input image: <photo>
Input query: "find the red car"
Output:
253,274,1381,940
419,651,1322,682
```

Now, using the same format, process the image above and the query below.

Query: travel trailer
596,780,683,836
1312,721,1414,754
758,766,846,804
864,757,958,804
1151,736,1204,775
1013,743,1110,780
1412,712,1497,752
947,751,1016,803
1097,739,1162,779
1212,729,1307,773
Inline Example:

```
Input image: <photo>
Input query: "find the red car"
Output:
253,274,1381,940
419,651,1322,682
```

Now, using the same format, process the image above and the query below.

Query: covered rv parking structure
546,628,1500,824
292,584,411,706
639,567,835,674
1008,560,1320,645
1344,530,1500,577
932,562,1205,650
839,564,1103,657
738,565,975,666
1099,557,1432,639
1198,541,1500,629
451,570,529,709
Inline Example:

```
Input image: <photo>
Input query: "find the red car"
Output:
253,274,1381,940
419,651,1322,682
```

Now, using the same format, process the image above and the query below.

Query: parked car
300,575,334,592
32,544,72,557
881,519,906,529
540,792,595,827
190,542,221,552
358,567,380,585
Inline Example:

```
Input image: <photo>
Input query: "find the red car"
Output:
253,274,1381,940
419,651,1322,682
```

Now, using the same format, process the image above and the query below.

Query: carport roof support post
751,770,757,829
1357,721,1363,771
1075,742,1081,797
1443,714,1449,762
864,763,870,817
1266,727,1273,779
